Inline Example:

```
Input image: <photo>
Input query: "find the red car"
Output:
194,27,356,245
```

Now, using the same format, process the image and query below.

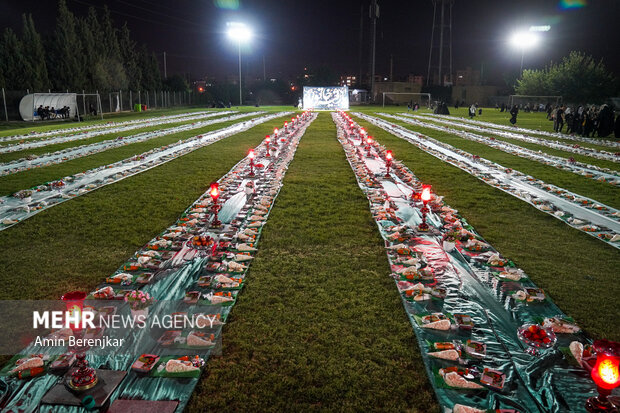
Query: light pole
227,22,252,106
510,31,539,73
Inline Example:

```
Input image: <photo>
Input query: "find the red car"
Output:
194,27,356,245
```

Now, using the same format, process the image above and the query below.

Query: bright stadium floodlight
510,31,540,73
226,22,252,105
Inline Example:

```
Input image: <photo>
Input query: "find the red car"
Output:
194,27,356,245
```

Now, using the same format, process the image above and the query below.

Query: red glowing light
421,185,432,202
386,150,393,161
198,87,204,92
61,291,86,332
274,128,279,135
209,182,220,201
265,135,271,143
367,136,373,144
592,354,620,390
360,128,366,135
248,149,255,160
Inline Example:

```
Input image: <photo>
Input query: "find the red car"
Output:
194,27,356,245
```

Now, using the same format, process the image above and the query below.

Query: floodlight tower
426,0,454,86
227,22,252,106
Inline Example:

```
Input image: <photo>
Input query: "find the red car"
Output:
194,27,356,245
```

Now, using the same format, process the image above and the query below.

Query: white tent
19,93,78,121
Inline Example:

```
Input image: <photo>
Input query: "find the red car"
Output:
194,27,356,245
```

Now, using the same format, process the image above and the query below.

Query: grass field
0,106,618,410
188,112,437,412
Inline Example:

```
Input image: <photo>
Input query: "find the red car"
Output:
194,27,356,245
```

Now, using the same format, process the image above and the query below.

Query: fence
0,88,194,122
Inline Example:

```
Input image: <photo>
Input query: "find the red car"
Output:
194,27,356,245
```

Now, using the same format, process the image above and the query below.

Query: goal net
508,95,562,111
382,92,431,108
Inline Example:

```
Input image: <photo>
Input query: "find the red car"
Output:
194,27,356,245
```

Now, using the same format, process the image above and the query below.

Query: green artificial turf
0,115,269,197
378,116,620,210
352,113,620,341
0,114,291,299
188,112,438,412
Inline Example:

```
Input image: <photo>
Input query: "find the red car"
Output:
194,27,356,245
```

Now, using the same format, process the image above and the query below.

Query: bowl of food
517,323,557,355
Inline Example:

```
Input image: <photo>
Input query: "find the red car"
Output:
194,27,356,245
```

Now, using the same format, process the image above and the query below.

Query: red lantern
61,291,87,332
209,182,222,227
421,185,432,202
586,349,620,412
209,182,220,202
265,135,271,157
273,128,279,136
418,185,432,232
248,149,256,177
366,136,373,157
385,150,393,178
592,354,620,391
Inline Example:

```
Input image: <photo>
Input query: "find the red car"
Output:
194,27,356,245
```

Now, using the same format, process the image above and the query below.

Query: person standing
554,105,565,133
469,104,476,119
509,105,519,126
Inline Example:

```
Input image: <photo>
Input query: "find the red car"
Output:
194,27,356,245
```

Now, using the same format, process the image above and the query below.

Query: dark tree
119,23,142,90
21,14,49,91
139,47,162,91
48,0,86,90
516,51,618,103
0,29,29,90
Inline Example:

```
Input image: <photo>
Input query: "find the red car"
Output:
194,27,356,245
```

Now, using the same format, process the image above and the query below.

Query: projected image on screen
303,86,349,110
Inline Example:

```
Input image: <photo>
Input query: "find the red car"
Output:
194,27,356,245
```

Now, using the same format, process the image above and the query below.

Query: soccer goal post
382,92,432,108
508,95,562,108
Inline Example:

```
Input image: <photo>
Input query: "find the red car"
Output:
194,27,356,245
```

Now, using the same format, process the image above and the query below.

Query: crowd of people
36,105,71,120
547,104,616,137
494,102,619,138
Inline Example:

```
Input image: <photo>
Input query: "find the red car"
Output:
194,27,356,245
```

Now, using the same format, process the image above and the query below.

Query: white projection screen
303,86,349,110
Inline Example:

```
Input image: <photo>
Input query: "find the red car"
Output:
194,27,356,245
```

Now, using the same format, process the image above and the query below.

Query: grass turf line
379,116,620,210
0,115,291,300
352,114,620,341
0,117,265,197
357,107,618,151
188,113,438,412
0,114,238,162
411,116,620,172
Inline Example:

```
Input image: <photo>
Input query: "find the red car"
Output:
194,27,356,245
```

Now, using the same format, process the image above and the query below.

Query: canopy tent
19,93,78,121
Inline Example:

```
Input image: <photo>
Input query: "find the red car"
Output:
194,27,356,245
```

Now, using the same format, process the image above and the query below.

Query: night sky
1,0,619,82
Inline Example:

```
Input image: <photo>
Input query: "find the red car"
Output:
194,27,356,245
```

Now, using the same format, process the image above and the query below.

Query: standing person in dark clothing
554,106,565,133
509,105,518,126
614,113,620,139
546,104,553,120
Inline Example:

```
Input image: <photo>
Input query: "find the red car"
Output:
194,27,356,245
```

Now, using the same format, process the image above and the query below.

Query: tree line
515,51,618,104
0,0,165,93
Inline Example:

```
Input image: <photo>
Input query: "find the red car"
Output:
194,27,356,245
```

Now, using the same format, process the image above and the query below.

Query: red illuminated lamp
418,185,432,231
209,182,221,226
366,136,373,157
61,291,98,391
385,150,393,178
273,128,279,137
586,340,620,412
61,291,87,332
265,135,271,157
284,121,288,132
248,149,256,177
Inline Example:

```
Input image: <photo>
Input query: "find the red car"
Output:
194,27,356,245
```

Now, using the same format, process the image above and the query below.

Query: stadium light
227,22,252,105
510,31,540,73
